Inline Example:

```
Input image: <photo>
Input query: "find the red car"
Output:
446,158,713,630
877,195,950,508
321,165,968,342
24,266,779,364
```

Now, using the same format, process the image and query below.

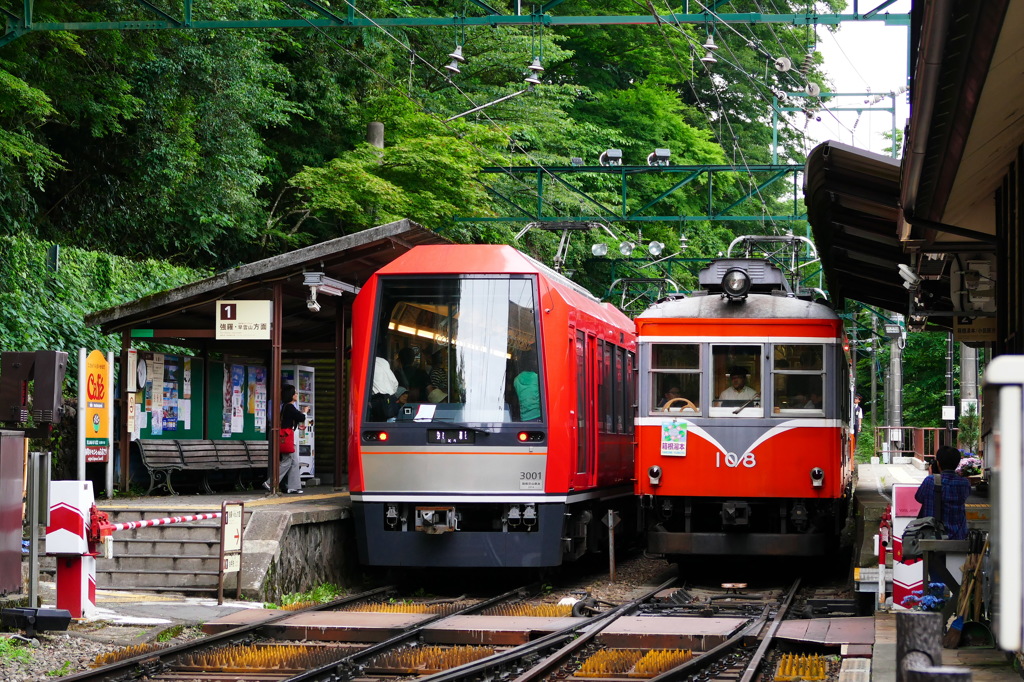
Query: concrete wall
238,505,360,602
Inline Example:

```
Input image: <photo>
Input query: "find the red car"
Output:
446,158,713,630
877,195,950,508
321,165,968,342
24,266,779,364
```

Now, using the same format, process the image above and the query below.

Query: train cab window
367,276,542,424
771,344,825,416
650,344,700,415
710,345,762,417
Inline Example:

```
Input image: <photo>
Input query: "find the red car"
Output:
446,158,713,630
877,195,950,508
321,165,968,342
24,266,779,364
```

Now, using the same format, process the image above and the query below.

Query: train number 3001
715,451,757,468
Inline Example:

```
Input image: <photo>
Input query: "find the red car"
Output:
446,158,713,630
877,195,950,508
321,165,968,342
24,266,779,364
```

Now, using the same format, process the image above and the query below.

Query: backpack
901,516,945,561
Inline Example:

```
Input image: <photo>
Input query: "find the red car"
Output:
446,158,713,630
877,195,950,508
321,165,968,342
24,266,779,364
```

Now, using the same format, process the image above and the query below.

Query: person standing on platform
266,384,307,495
853,394,864,448
914,445,970,539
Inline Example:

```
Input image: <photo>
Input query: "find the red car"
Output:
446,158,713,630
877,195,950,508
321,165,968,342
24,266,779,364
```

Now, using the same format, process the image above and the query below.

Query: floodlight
599,149,623,166
646,149,671,166
619,242,635,257
648,241,665,256
591,243,609,257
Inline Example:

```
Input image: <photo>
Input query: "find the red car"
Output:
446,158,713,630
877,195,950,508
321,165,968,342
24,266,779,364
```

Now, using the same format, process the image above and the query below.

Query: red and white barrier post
45,481,99,619
45,480,224,618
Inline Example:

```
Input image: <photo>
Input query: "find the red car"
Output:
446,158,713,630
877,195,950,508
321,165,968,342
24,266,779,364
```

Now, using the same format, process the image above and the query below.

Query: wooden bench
136,438,270,495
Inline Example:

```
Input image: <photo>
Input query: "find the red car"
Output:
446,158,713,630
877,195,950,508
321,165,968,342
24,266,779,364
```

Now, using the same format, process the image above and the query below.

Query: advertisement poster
83,350,111,462
251,366,267,432
231,364,245,432
222,370,233,438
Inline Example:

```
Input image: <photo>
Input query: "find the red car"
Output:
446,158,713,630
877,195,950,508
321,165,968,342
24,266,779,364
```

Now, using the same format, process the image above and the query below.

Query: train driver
718,366,758,404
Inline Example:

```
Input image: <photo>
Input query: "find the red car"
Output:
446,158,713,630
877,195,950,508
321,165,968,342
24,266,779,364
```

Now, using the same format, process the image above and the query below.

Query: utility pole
945,333,955,443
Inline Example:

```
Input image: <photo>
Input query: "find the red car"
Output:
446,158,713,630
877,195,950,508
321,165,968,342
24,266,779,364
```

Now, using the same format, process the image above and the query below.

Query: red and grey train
347,244,637,567
634,258,855,557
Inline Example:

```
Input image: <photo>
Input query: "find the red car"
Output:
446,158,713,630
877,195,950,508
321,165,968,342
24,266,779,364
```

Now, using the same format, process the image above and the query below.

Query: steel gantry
1,1,909,49
466,163,807,224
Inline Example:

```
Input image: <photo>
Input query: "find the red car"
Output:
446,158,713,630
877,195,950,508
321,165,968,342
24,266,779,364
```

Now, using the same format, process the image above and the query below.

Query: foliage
901,582,947,612
956,456,982,477
957,403,980,454
0,233,205,389
46,660,76,676
276,583,347,607
156,624,185,642
0,637,32,663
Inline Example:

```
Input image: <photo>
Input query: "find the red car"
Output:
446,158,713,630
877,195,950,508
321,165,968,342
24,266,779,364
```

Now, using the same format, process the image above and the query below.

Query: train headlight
722,268,752,300
648,465,663,486
810,467,825,488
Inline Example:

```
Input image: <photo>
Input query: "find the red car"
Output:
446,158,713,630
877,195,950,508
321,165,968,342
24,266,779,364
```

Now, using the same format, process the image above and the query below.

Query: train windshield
367,276,542,424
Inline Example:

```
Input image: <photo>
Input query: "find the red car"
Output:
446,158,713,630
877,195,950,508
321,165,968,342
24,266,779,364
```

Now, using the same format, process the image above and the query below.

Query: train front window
367,276,542,424
710,345,762,417
649,344,700,414
771,344,825,415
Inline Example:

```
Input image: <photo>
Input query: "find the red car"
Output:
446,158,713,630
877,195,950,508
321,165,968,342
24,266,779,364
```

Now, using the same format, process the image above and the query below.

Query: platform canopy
804,0,1016,340
86,219,450,351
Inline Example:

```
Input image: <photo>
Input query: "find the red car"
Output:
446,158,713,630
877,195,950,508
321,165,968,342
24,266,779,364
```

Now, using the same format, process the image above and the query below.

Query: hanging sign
83,350,111,463
216,300,272,340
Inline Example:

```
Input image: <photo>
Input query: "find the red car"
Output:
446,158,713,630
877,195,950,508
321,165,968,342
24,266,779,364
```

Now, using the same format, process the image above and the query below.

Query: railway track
69,575,837,682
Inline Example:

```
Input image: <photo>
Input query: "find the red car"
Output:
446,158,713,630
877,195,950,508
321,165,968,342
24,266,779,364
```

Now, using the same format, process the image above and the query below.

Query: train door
572,329,595,489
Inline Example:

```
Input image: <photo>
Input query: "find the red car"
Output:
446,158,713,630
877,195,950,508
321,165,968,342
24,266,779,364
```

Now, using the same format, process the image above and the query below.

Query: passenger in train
513,348,541,421
396,347,429,402
658,386,681,408
718,366,758,403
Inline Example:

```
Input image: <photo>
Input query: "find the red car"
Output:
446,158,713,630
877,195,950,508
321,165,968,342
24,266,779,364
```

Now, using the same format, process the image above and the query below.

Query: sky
801,2,912,158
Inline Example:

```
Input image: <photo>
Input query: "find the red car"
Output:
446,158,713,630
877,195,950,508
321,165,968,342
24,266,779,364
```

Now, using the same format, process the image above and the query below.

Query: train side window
650,344,701,415
772,343,825,416
626,350,636,434
710,345,762,417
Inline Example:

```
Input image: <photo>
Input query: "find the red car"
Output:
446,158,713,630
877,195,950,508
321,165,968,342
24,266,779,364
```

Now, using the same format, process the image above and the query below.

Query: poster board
206,362,268,440
135,353,205,440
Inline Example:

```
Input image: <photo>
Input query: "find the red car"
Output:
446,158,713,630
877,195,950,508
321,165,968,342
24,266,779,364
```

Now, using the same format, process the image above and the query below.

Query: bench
135,439,270,495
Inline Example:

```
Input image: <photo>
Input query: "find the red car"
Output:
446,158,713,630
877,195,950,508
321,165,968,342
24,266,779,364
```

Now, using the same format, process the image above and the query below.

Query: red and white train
634,258,855,557
347,244,637,567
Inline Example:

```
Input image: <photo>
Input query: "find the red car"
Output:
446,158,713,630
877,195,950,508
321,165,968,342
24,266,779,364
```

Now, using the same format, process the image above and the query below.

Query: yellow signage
84,350,110,463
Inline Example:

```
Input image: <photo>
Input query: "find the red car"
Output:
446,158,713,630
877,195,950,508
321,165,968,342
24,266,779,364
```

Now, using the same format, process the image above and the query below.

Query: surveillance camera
307,298,321,313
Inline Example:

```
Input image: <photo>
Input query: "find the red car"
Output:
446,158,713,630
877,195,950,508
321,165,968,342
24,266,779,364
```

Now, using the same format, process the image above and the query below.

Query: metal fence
873,426,958,462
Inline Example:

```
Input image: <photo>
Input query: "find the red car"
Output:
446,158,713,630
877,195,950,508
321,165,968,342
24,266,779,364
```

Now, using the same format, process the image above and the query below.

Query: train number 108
715,451,757,468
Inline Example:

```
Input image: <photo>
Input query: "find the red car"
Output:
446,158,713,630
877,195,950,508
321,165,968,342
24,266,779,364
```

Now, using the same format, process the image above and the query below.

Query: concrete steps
41,509,250,595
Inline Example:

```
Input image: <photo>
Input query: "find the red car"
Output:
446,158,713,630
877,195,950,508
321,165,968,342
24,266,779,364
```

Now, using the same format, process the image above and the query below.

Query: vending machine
281,365,315,480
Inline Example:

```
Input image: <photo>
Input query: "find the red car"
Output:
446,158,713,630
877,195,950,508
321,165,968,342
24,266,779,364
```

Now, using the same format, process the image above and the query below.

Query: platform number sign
216,300,272,340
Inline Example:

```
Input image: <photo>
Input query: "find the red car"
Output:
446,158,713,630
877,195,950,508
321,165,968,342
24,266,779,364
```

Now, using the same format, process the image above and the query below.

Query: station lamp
619,241,635,257
591,243,609,257
648,241,665,256
646,149,671,166
599,149,623,166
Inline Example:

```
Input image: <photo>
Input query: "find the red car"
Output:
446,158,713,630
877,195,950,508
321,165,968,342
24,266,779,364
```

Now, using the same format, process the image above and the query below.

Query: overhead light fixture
591,243,609,257
599,149,623,166
648,241,665,256
570,157,584,166
646,148,671,166
619,242,635,257
303,271,359,297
